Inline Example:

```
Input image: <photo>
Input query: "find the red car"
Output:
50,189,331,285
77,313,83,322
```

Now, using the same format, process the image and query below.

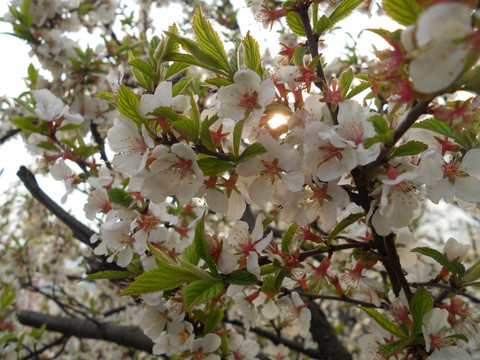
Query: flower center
175,157,193,176
239,92,259,110
261,158,282,179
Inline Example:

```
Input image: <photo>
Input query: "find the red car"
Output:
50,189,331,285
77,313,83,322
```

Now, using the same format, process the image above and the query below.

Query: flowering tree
1,0,480,358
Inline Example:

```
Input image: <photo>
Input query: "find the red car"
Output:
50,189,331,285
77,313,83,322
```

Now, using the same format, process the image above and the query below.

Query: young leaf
360,307,409,339
11,117,41,133
193,6,231,73
463,260,480,284
172,120,198,142
117,86,144,127
172,76,192,97
412,118,455,139
382,0,420,26
182,278,224,310
200,114,219,152
82,271,135,281
327,212,364,242
107,188,135,209
149,106,189,123
369,115,389,134
129,58,155,82
165,62,190,80
182,243,200,265
203,307,224,334
197,157,233,176
389,141,427,158
232,119,246,159
316,0,365,35
346,81,371,99
412,247,464,276
410,287,433,335
282,224,299,252
225,271,258,285
286,12,306,36
242,32,263,77
194,213,219,275
148,35,161,68
238,143,267,163
122,269,189,295
379,340,411,357
339,67,354,97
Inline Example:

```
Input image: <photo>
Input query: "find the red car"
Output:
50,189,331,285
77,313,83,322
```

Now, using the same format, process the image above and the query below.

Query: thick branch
17,165,95,248
0,128,21,145
308,301,352,360
17,310,154,354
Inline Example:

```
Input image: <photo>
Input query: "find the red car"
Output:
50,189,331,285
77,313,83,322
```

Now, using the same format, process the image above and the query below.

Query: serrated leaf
339,68,354,97
389,141,427,158
149,106,189,122
129,58,155,82
316,0,364,35
243,31,263,76
286,11,306,36
36,142,59,152
155,24,180,64
282,224,299,252
232,119,245,159
261,275,276,293
464,261,480,284
327,212,364,242
148,35,161,68
117,86,144,127
172,76,192,97
346,81,371,98
193,6,231,73
412,118,455,139
361,307,409,339
225,271,258,285
200,114,219,152
363,133,390,148
412,247,464,275
383,0,420,26
182,279,224,310
369,115,389,134
238,143,267,163
204,307,224,334
197,157,233,176
194,213,218,275
108,188,134,209
122,268,189,296
314,15,331,34
82,270,134,281
410,287,433,335
11,117,41,133
172,120,198,142
182,243,200,265
164,52,229,77
165,62,190,80
205,77,232,88
96,92,116,104
379,340,411,357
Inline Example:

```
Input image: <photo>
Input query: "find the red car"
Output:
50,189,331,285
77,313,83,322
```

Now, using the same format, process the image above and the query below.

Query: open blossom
217,69,275,124
236,133,304,205
443,238,469,262
402,2,473,94
33,89,83,125
107,115,155,175
141,143,204,204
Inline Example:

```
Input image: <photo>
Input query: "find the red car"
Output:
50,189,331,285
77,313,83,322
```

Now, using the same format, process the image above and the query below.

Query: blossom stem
297,5,339,125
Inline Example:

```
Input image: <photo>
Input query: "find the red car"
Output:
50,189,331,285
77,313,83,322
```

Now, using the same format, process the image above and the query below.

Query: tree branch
17,310,154,354
0,128,21,145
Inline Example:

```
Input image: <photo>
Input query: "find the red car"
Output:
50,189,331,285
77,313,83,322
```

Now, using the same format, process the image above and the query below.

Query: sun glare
268,113,288,129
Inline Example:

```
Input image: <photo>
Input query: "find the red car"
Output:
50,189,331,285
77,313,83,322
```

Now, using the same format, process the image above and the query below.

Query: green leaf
82,271,135,281
172,120,198,142
200,114,219,152
225,271,258,285
182,279,224,310
339,68,354,97
182,243,200,265
363,133,391,149
346,81,371,99
243,31,263,77
193,6,231,73
238,143,267,163
165,62,190,80
369,115,389,134
412,118,455,139
261,275,276,293
412,247,464,275
314,15,331,35
204,307,224,334
11,117,41,133
155,24,180,64
129,58,155,82
194,214,219,275
410,287,433,335
172,76,192,97
327,212,364,243
464,261,480,284
389,141,428,158
148,35,161,68
232,119,246,159
197,157,233,176
117,86,144,127
96,92,116,104
107,188,134,209
379,340,411,357
316,0,364,34
286,12,306,36
149,106,189,123
383,0,420,26
361,307,409,339
122,268,189,296
282,224,299,252
164,52,229,77
205,77,232,88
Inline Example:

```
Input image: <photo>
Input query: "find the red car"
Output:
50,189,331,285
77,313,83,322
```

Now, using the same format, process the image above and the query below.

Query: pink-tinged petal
233,69,261,93
171,142,197,160
249,176,275,204
218,251,239,274
255,232,272,252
